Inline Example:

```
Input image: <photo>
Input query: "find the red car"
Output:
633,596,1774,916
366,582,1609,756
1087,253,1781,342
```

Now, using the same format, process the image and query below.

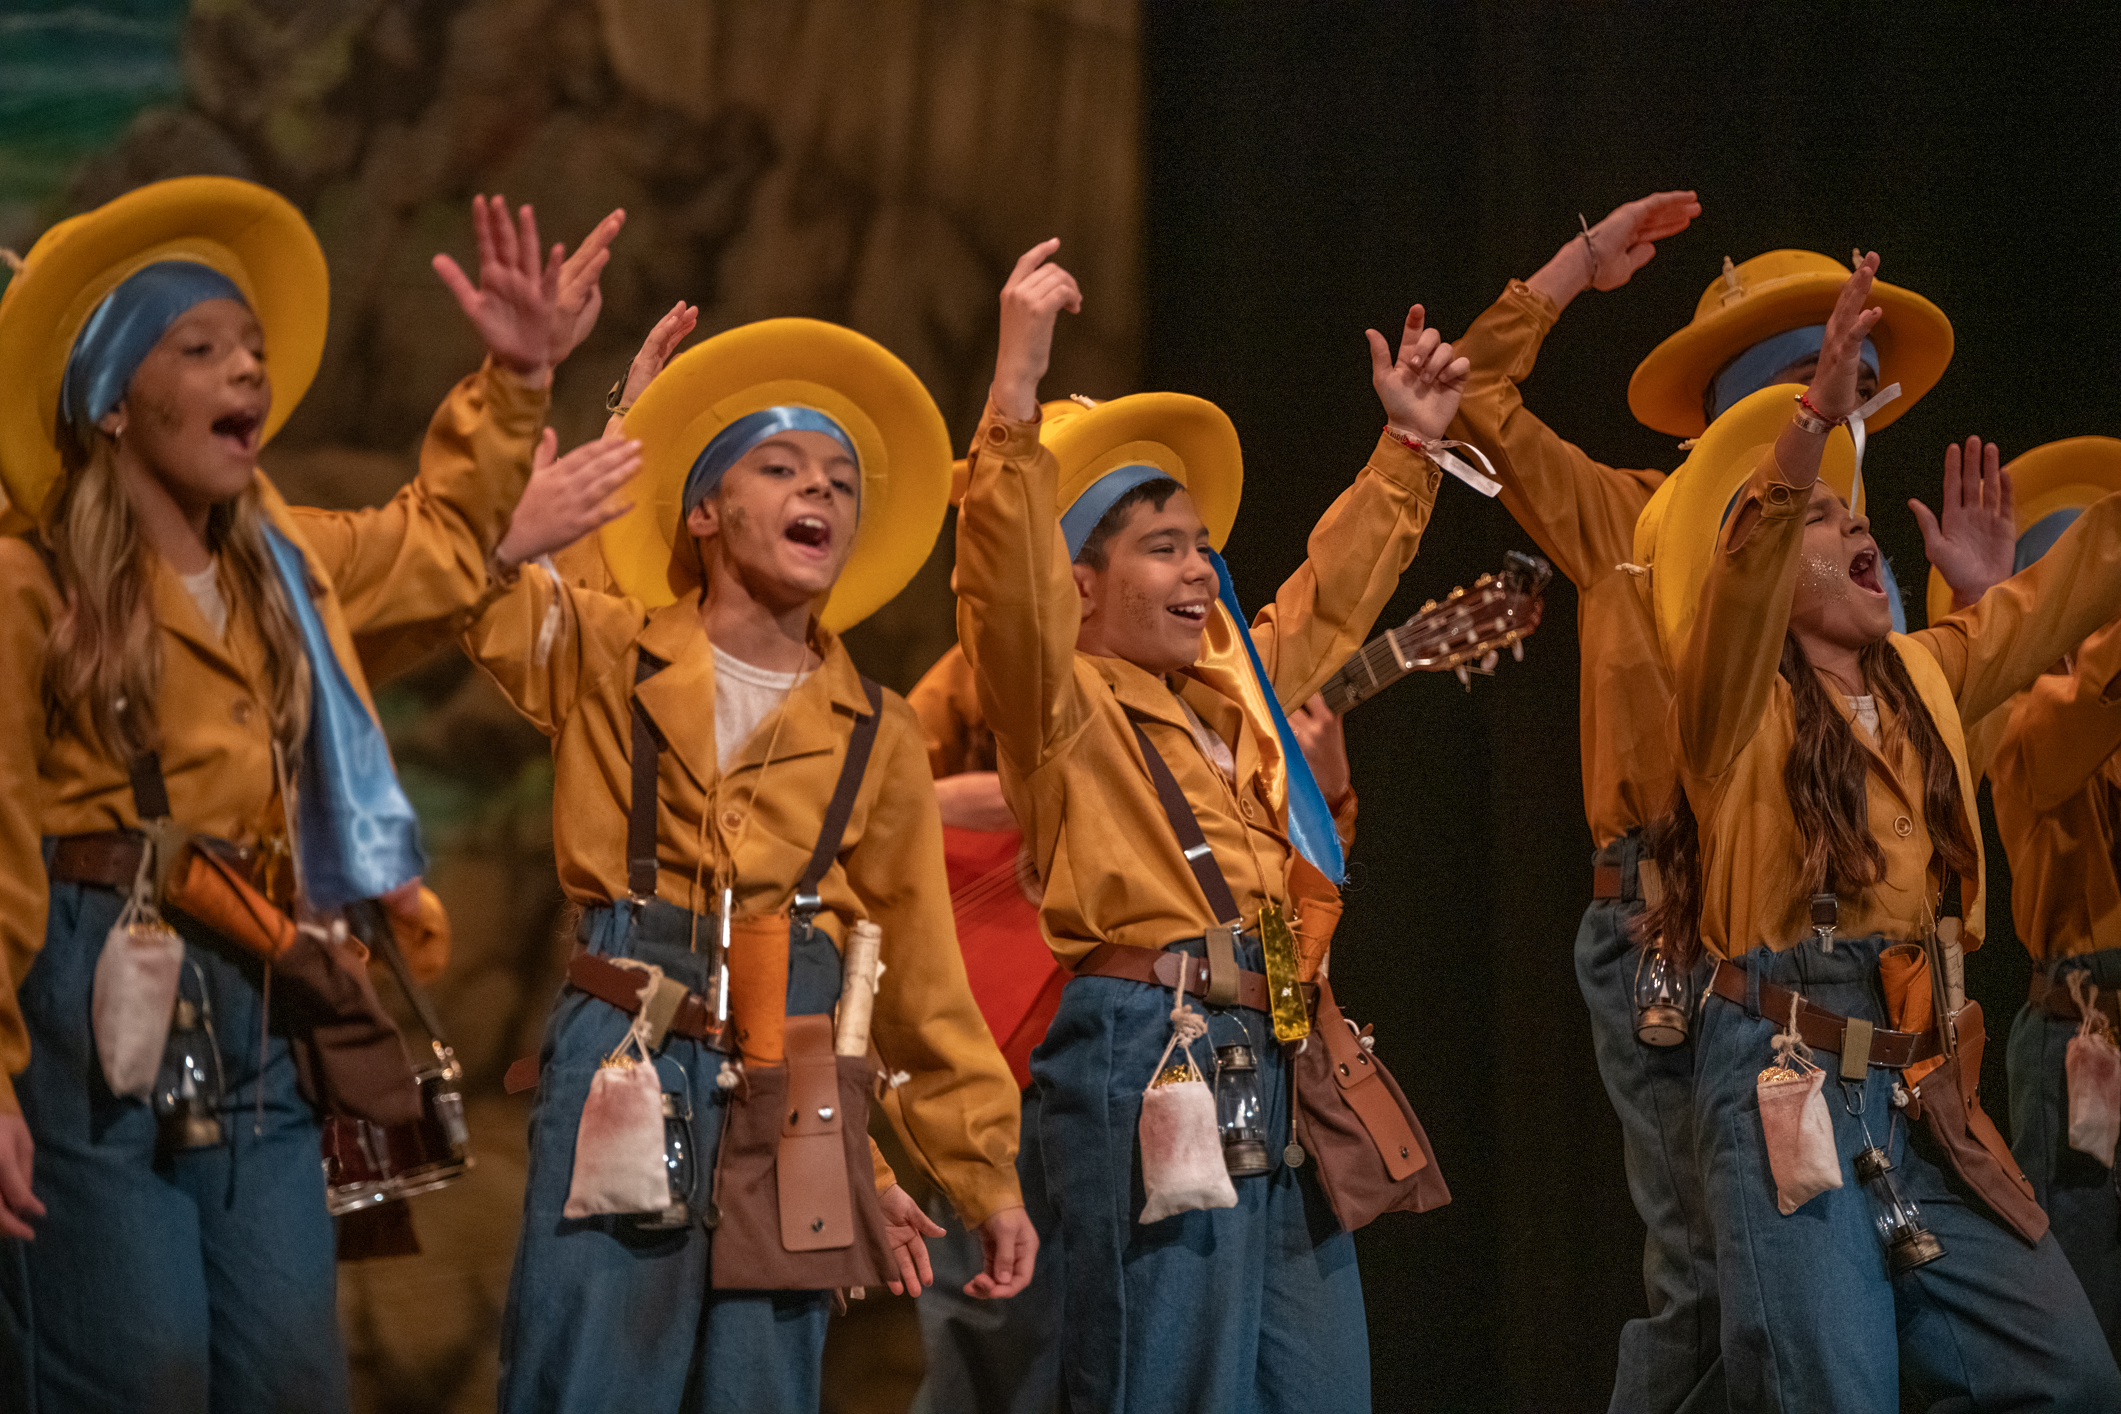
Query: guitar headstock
1320,551,1553,713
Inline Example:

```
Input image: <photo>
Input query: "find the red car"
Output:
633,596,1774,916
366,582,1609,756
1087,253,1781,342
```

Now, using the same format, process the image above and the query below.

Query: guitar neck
1317,625,1421,715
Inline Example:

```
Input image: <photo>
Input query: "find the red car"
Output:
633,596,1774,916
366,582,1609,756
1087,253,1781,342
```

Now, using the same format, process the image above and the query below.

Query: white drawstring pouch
91,850,185,1100
2063,973,2121,1167
1137,982,1236,1224
1756,997,1842,1215
563,964,674,1218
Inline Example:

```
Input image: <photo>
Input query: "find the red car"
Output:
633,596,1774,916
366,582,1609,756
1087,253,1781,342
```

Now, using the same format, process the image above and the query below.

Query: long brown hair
41,428,311,768
1643,634,1978,966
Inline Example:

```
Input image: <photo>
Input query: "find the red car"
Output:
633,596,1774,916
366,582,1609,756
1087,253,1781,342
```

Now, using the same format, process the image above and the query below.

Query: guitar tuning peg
1447,586,1466,601
1512,640,1525,662
1480,651,1498,673
1454,664,1471,689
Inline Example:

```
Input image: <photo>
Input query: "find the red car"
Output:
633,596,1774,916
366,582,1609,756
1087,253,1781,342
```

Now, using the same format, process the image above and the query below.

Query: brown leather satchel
708,1013,891,1291
1903,998,2048,1247
1293,973,1451,1231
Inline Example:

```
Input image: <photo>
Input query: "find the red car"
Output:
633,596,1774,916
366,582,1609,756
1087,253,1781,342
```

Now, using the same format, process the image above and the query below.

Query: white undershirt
713,646,811,772
180,561,228,639
1845,694,1881,745
1176,694,1236,783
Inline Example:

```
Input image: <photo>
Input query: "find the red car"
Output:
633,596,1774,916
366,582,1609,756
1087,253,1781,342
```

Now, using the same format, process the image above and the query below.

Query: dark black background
1138,4,2121,1409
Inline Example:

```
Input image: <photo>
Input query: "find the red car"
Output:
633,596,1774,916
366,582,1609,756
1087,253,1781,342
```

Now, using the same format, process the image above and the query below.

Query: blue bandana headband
60,260,249,446
681,406,860,516
2016,507,2084,574
1707,325,1879,424
1061,463,1171,561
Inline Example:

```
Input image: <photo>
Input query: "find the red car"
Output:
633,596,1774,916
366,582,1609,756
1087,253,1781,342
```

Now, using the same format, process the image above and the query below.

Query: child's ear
1071,561,1097,622
686,499,717,539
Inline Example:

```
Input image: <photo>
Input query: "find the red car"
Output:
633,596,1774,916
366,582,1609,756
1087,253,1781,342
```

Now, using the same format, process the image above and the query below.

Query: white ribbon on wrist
1845,381,1901,513
1387,425,1503,497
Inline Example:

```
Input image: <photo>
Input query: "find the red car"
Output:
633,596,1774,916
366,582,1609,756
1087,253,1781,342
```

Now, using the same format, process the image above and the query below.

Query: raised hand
1289,694,1350,807
964,1205,1038,1299
495,428,643,567
991,238,1082,422
609,301,700,425
432,195,564,387
550,208,626,368
1367,305,1470,443
0,1113,43,1240
1527,189,1701,312
1805,252,1884,424
1913,436,2017,611
877,1182,946,1296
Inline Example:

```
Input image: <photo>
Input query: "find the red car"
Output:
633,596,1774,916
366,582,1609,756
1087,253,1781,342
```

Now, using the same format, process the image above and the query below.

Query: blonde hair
42,428,311,768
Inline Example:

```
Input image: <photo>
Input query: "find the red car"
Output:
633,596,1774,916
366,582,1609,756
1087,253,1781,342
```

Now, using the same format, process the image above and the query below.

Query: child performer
1449,192,2010,1413
461,316,1032,1414
904,633,1354,1414
955,239,1459,1412
1643,253,2121,1410
0,178,616,1411
1964,438,2121,1355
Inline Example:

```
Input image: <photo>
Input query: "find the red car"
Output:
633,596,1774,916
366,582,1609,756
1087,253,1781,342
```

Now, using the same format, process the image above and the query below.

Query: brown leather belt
48,830,285,905
1710,959,1940,1068
566,950,726,1044
1071,941,1280,1014
2029,970,2121,1026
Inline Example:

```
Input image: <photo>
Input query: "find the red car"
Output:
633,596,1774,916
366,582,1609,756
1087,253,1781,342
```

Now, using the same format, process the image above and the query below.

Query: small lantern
636,1091,698,1230
154,995,223,1150
1854,1144,1944,1275
1634,947,1693,1048
1213,1043,1271,1178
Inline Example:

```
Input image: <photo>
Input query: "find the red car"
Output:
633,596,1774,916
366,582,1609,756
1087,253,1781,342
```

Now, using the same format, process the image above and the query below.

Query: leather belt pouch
1293,974,1450,1231
710,1012,889,1291
1904,998,2048,1247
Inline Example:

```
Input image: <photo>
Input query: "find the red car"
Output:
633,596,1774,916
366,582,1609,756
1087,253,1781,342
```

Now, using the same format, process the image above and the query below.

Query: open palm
432,195,564,383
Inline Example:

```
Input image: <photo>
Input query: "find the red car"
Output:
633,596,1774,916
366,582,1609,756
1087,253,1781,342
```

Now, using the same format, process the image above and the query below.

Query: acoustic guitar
947,549,1553,1088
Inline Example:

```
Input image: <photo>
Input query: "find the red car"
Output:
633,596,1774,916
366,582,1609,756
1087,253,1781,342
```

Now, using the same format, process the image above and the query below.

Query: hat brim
1044,392,1242,553
1628,273,1952,439
1636,382,1860,669
600,318,951,634
0,176,327,516
1924,436,2121,624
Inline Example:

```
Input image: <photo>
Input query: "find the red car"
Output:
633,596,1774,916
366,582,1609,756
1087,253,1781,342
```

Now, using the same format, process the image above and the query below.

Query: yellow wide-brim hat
1041,392,1242,552
1628,250,1952,439
1924,436,2121,624
600,318,952,634
0,176,327,517
1633,381,1861,669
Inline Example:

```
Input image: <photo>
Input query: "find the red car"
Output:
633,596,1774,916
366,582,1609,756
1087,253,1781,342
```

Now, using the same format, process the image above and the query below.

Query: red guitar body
944,825,1065,1091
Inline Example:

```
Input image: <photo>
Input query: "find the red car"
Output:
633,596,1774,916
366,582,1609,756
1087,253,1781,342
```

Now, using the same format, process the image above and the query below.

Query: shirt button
1894,815,1914,838
1240,798,1256,821
986,424,1008,444
721,809,744,831
231,698,253,726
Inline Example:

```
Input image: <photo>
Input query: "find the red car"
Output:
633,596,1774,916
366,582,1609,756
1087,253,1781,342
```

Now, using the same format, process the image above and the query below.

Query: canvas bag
2063,971,2121,1166
563,962,675,1218
1138,981,1236,1224
91,843,185,1100
1755,994,1841,1215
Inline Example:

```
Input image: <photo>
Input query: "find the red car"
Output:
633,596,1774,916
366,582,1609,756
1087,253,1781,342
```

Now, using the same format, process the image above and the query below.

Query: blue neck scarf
682,406,860,515
60,261,248,446
1207,550,1345,885
262,526,426,909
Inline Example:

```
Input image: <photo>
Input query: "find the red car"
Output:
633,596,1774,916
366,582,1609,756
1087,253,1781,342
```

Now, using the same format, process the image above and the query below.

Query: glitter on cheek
1800,553,1850,604
1120,577,1162,633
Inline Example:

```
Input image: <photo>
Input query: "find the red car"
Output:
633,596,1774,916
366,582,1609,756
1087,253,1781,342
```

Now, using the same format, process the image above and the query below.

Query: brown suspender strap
627,650,669,901
1126,717,1241,925
130,752,173,822
793,678,885,916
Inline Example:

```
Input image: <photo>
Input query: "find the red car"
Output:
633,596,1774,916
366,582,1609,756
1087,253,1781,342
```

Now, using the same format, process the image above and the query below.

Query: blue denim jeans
1031,933,1368,1414
0,877,347,1414
497,901,840,1414
1574,834,1723,1414
910,1084,1062,1414
2008,946,2121,1358
1699,935,2121,1411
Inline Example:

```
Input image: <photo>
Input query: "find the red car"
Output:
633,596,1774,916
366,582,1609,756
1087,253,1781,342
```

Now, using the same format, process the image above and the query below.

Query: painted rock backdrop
1,2,1139,1409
